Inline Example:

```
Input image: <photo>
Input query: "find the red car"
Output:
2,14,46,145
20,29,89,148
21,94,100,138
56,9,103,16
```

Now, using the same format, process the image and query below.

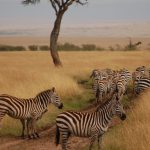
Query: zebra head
112,94,126,121
90,69,100,79
49,87,63,109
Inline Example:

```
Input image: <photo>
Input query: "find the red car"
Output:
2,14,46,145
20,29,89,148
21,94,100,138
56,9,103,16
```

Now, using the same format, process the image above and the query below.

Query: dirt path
0,117,120,150
0,124,89,150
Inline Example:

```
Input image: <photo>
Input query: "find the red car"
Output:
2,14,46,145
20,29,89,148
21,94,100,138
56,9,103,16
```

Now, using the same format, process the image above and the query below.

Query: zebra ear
51,87,55,92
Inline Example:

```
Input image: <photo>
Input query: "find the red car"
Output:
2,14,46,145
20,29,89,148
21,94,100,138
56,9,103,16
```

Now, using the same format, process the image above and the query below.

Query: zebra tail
55,125,60,146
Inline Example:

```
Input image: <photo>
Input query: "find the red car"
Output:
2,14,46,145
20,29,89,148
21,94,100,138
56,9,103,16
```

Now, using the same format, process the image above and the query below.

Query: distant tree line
0,41,143,52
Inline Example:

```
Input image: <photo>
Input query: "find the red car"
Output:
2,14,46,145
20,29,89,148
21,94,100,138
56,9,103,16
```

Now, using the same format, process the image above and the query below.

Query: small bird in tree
22,0,88,67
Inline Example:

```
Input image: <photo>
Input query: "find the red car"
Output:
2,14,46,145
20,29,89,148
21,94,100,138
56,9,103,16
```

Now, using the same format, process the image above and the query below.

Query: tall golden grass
0,51,149,98
102,90,150,150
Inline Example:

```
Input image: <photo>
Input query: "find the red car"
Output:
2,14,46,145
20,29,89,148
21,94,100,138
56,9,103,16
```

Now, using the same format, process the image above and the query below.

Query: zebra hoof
21,135,26,139
28,135,32,140
35,132,40,138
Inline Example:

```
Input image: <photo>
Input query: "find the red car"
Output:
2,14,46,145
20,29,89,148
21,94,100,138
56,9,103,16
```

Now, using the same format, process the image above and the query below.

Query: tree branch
76,0,88,5
50,0,58,15
22,0,40,5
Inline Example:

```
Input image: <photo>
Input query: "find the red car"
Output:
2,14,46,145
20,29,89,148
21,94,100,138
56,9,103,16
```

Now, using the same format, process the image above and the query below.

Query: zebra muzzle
120,113,126,121
58,103,63,109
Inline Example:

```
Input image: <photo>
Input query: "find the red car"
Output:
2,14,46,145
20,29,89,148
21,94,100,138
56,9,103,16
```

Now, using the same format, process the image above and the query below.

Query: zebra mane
35,89,51,98
95,97,112,112
35,89,52,106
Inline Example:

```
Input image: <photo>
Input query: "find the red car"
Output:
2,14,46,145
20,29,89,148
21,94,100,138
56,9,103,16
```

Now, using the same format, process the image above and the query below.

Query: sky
0,0,150,27
0,0,150,29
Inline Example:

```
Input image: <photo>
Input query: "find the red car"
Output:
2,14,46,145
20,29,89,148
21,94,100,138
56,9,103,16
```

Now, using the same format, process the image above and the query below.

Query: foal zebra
55,93,126,150
0,87,63,139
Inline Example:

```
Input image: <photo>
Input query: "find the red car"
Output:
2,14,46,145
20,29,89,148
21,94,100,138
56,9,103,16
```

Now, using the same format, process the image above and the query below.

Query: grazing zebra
134,78,150,94
55,93,126,150
0,87,63,139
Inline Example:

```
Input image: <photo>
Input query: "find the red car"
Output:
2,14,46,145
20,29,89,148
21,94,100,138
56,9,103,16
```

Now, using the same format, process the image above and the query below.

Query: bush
82,44,96,51
28,45,38,51
0,45,26,51
39,45,49,51
15,46,26,51
124,44,137,51
58,43,81,51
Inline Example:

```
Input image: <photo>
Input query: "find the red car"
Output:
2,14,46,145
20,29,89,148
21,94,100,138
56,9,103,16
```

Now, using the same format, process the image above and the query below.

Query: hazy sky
0,0,150,29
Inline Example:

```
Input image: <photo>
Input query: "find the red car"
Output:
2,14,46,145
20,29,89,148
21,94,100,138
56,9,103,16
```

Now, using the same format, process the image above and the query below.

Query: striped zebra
96,79,113,103
55,93,126,150
0,87,63,139
90,69,100,79
136,66,146,73
134,78,150,94
116,76,128,99
90,69,111,100
119,68,132,83
132,71,144,81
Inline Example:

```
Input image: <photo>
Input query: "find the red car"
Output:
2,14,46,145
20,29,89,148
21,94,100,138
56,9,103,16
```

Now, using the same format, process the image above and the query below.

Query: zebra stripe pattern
134,78,150,94
136,66,146,73
117,76,128,99
96,79,113,103
119,69,132,83
0,87,63,139
55,93,126,150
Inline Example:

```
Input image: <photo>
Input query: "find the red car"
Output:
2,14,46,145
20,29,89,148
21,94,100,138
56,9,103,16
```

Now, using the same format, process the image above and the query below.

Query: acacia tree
22,0,88,67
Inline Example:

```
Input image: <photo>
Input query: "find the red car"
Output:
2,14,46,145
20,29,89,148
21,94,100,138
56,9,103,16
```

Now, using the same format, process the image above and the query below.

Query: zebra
116,75,128,99
90,69,100,79
132,71,144,81
134,78,150,94
136,66,146,73
55,93,126,150
90,69,111,100
96,79,113,103
119,68,132,83
0,87,63,139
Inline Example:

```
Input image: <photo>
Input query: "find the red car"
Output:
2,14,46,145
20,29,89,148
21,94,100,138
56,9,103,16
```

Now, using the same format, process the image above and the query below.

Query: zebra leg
20,119,26,139
0,111,7,129
61,131,70,150
27,118,33,139
89,135,97,150
32,119,40,139
28,119,39,139
97,135,102,150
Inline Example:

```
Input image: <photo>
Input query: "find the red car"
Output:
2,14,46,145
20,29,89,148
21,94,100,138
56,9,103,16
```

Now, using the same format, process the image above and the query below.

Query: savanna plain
0,44,150,150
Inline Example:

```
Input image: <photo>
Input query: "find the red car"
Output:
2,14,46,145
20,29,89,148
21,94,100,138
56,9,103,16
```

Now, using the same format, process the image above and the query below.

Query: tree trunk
50,11,64,67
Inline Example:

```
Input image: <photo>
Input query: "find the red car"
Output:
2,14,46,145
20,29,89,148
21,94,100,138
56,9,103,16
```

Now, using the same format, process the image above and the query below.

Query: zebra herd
0,66,150,150
90,66,150,103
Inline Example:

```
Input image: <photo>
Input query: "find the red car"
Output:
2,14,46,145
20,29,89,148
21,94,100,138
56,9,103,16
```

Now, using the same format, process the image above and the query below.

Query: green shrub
82,44,96,51
15,46,26,51
58,42,81,51
0,45,26,51
39,45,49,51
28,45,38,51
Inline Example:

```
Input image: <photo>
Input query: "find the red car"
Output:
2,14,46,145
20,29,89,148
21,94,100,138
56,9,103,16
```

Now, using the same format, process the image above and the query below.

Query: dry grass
0,50,149,97
102,90,150,150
